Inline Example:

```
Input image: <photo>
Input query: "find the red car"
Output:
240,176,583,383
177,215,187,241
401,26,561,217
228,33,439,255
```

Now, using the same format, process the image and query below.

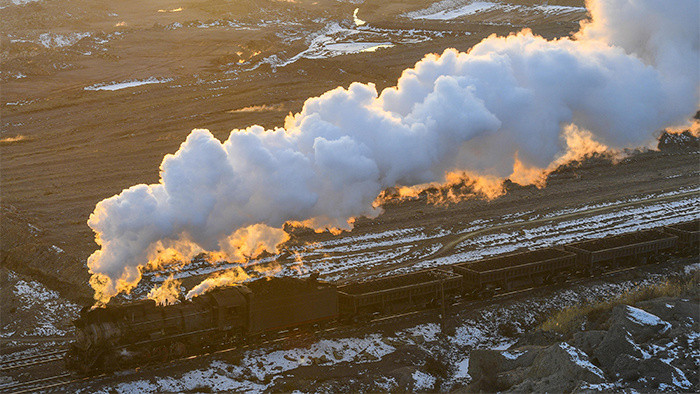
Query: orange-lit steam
185,266,251,299
147,275,182,306
252,260,283,279
221,224,290,261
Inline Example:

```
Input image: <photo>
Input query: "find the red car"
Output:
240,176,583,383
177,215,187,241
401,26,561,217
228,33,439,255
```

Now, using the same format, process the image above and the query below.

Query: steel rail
0,350,67,372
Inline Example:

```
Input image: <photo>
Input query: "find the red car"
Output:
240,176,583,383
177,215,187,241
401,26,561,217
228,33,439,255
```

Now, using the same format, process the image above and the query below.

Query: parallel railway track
0,373,74,394
0,350,67,373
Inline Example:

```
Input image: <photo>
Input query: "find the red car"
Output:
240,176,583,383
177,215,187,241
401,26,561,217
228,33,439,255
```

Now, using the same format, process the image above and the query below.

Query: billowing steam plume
185,266,250,300
87,0,699,304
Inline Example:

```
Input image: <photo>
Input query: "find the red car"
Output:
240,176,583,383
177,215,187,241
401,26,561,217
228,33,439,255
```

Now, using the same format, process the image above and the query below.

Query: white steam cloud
87,0,699,303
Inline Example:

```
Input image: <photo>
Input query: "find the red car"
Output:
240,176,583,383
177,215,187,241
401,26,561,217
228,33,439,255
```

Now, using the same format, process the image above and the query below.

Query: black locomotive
66,277,337,373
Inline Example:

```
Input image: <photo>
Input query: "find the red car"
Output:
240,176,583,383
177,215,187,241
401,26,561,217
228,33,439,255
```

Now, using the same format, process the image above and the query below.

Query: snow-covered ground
403,0,586,21
0,271,80,339
85,77,173,91
251,21,443,71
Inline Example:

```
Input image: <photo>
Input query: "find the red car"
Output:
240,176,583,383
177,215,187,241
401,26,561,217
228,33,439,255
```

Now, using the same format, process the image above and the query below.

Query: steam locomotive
65,220,698,374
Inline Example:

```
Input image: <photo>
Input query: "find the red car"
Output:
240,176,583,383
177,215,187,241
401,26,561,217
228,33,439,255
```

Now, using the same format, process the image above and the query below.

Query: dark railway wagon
246,277,338,334
564,229,677,272
337,269,461,319
664,220,700,253
452,248,576,296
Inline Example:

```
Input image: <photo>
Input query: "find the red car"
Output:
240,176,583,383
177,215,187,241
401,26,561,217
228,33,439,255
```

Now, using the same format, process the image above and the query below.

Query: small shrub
540,269,697,336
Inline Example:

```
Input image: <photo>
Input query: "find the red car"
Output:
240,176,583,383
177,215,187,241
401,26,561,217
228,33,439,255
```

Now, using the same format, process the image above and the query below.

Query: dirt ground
1,0,697,303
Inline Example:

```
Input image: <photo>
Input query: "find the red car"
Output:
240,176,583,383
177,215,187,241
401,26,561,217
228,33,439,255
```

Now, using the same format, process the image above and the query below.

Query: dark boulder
572,330,606,357
593,324,643,373
637,358,692,390
467,349,515,391
611,354,642,381
635,298,700,326
508,342,605,393
607,305,670,343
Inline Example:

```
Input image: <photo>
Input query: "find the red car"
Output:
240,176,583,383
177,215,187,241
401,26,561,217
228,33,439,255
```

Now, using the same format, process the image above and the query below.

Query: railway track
0,350,67,373
0,373,75,394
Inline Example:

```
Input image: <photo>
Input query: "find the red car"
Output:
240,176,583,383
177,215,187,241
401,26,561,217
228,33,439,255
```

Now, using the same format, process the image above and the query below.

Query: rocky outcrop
465,296,699,393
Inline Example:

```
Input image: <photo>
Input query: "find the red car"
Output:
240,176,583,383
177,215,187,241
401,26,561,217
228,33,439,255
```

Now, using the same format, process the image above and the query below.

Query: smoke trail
87,0,699,304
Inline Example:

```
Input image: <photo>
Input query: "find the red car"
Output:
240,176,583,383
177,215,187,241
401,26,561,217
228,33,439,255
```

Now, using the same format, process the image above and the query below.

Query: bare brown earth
1,0,697,302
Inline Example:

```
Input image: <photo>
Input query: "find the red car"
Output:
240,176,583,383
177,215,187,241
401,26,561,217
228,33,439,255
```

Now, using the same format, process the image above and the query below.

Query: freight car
246,275,338,334
564,229,677,274
338,269,461,321
452,248,577,298
65,276,336,373
664,219,700,254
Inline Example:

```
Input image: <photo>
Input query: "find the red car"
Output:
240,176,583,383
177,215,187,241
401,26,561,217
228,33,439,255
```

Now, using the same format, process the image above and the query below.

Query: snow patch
85,77,172,91
559,342,605,378
502,350,525,360
158,363,266,393
243,334,395,380
14,279,59,304
412,370,436,390
353,8,366,26
532,5,587,15
400,323,441,342
668,361,692,389
39,32,90,48
626,306,670,331
406,1,501,20
374,376,398,390
11,0,42,6
27,223,40,235
683,263,700,274
323,42,394,54
403,0,587,21
451,325,485,347
455,357,470,379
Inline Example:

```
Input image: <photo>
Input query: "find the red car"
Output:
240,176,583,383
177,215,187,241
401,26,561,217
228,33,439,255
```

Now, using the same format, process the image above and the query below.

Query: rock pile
466,297,699,392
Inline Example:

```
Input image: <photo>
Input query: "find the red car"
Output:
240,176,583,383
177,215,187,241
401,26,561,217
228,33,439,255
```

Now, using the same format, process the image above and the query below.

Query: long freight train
66,220,699,373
